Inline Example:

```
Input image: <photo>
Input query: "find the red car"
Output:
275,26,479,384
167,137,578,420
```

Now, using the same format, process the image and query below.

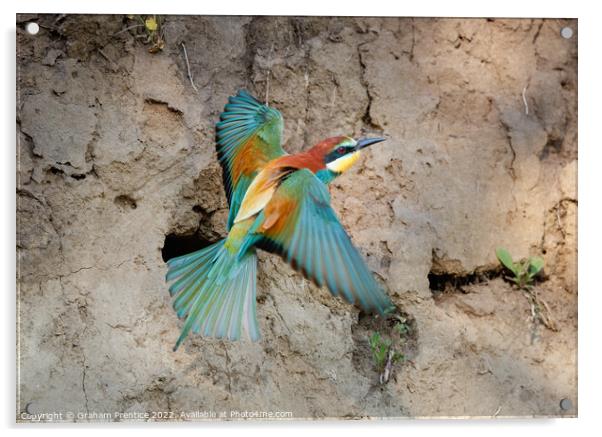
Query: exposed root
523,286,557,344
380,349,395,385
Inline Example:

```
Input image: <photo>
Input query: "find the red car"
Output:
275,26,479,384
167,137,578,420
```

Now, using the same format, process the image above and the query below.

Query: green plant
369,316,408,384
393,316,410,337
369,332,391,373
495,247,556,336
495,247,544,289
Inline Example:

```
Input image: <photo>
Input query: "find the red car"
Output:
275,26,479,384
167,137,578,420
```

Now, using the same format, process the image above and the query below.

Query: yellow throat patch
326,151,360,174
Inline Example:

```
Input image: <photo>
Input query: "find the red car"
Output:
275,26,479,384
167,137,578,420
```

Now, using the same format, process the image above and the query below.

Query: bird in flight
166,90,393,350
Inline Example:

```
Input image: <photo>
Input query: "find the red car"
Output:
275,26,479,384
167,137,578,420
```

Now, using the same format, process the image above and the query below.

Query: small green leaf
369,332,380,350
496,248,517,275
370,332,394,371
528,256,544,278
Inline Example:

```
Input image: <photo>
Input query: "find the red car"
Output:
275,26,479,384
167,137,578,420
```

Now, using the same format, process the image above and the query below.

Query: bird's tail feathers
166,240,260,350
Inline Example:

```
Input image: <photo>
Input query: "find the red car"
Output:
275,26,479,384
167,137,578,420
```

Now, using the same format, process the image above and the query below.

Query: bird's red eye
337,147,346,154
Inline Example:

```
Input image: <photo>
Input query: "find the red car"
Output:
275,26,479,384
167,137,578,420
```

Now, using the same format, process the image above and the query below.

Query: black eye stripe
325,145,354,163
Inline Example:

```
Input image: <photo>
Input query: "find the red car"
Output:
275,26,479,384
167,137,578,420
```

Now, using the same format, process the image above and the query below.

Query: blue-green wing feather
166,241,260,350
216,90,286,229
257,170,393,315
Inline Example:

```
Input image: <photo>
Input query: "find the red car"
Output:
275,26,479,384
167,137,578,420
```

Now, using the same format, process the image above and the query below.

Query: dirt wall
17,15,577,420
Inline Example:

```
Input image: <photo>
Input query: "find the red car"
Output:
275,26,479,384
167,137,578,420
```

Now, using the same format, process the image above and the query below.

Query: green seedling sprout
496,247,544,289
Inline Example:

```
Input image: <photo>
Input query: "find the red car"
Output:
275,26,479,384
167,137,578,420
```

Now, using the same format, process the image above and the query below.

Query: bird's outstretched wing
255,169,394,314
216,90,286,229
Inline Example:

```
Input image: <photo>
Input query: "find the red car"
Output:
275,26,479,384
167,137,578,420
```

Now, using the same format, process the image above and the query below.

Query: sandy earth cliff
17,15,577,420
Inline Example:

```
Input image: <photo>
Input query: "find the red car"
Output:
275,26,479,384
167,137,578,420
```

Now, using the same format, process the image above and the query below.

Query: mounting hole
560,398,573,411
561,27,573,39
25,22,39,35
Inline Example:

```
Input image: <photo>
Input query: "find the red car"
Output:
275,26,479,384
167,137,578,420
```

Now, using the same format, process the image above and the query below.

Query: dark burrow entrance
161,232,214,263
428,268,503,295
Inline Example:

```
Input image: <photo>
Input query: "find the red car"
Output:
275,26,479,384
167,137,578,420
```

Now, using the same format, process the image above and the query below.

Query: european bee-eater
166,90,393,350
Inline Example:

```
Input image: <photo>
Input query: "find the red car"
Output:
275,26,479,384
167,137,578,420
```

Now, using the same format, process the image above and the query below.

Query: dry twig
380,349,395,385
493,405,502,417
522,86,529,115
181,42,198,93
556,207,566,238
97,48,119,72
112,24,145,37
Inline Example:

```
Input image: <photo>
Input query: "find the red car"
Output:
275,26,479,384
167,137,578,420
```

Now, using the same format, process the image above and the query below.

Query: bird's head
309,136,386,183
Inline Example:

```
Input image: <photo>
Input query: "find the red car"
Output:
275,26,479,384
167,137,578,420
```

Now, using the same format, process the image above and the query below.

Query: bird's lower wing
255,169,393,315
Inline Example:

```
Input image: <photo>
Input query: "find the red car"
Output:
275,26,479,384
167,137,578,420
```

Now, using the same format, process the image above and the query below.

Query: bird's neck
315,168,339,184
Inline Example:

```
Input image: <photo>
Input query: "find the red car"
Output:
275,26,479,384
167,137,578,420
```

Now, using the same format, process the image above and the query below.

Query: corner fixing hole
25,22,39,35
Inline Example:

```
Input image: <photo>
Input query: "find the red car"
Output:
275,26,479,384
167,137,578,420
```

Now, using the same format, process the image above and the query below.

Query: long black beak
356,137,386,150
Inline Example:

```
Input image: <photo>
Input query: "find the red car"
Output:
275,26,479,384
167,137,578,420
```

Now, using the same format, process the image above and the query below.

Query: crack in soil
498,118,517,180
357,32,383,132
